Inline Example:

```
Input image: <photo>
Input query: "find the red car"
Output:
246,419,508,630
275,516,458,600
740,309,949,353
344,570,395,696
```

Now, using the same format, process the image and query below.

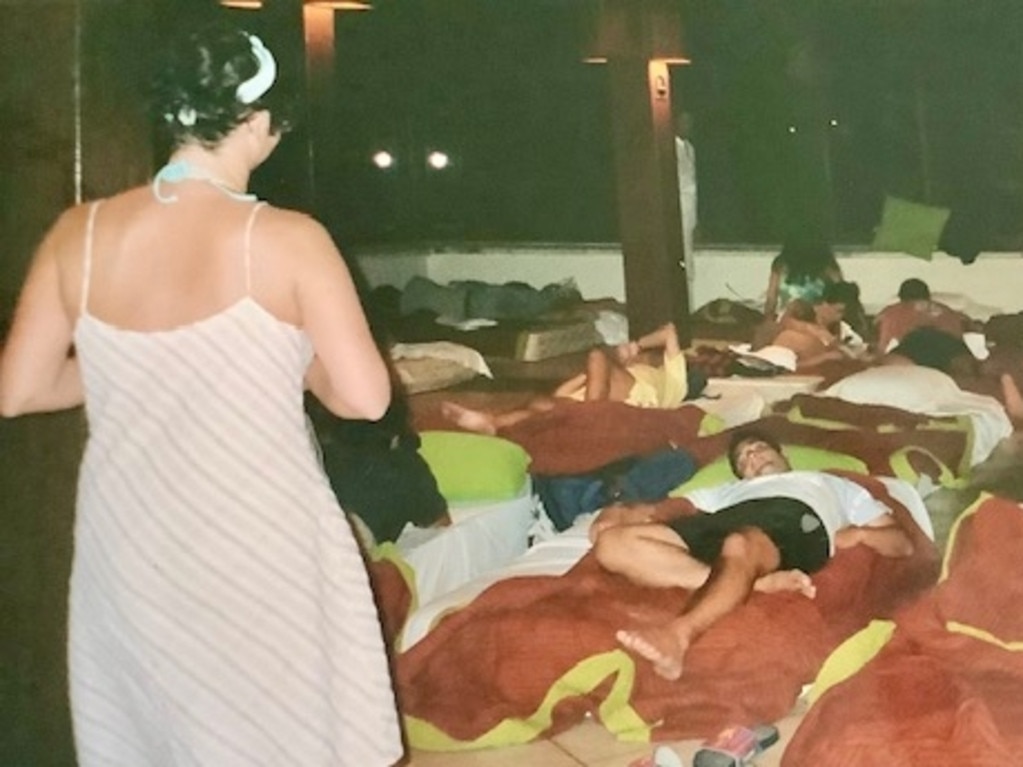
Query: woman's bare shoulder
253,206,334,252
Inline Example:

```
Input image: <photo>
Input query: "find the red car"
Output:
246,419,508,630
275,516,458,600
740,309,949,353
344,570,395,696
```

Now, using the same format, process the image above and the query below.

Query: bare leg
441,395,564,436
614,528,784,681
1001,373,1023,424
440,401,500,434
593,523,713,590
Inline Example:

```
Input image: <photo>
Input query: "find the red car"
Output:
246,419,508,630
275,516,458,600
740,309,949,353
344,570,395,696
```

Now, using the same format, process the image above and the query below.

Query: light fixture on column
305,0,372,9
220,0,373,9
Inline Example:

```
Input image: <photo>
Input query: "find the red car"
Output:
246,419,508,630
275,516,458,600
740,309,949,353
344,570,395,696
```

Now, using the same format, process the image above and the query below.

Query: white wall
354,245,1023,320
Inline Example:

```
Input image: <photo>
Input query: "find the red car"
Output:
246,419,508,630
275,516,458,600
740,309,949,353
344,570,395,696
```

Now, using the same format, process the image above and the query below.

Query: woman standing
0,24,403,766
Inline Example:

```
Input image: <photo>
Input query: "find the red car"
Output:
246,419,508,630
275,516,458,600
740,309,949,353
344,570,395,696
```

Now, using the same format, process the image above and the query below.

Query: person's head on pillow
898,278,931,302
727,428,789,479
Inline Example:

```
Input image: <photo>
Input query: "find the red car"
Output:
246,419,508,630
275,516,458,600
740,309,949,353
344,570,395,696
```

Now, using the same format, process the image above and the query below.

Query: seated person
589,428,932,681
763,238,843,321
875,278,975,353
442,322,690,435
757,281,862,367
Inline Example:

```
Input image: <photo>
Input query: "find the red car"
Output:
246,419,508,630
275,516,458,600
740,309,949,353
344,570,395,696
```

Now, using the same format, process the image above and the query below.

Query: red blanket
394,480,939,750
782,494,1023,766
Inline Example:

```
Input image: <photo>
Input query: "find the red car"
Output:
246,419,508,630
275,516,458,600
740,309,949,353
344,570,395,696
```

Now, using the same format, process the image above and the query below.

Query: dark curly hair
151,22,293,149
772,238,839,285
727,428,783,477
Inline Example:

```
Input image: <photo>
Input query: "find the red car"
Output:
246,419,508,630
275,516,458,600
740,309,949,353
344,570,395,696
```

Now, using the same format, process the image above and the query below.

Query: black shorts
667,496,831,574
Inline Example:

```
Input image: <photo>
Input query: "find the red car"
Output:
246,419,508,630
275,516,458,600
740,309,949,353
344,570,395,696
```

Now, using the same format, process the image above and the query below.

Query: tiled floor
406,709,805,766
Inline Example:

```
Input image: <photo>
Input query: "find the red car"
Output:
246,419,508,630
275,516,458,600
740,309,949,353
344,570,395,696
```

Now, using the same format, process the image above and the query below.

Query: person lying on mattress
589,427,932,682
442,322,696,434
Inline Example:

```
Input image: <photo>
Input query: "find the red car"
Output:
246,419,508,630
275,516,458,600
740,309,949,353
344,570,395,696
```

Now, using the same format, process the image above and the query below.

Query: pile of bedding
392,476,939,751
783,493,1023,765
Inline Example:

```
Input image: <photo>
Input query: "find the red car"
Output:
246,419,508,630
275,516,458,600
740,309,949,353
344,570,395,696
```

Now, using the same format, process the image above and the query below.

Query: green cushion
871,195,951,260
670,444,868,496
418,430,531,503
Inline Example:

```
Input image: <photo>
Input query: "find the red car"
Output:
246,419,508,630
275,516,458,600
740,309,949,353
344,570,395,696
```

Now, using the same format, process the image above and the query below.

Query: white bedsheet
395,479,537,610
400,512,595,651
822,366,1012,467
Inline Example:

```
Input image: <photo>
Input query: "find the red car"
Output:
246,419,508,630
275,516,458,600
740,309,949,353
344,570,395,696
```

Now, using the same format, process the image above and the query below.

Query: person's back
876,298,967,353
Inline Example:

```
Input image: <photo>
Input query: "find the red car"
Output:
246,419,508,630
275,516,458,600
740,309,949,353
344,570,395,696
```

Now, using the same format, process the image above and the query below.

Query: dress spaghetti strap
79,201,103,316
242,202,267,296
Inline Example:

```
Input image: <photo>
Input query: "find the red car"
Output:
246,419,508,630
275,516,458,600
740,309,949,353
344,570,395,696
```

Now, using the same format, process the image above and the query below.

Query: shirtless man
590,428,931,681
767,281,862,366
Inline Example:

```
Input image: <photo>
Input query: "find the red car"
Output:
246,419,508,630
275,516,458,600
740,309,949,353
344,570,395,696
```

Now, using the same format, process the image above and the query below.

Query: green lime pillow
871,195,950,260
418,430,531,503
670,444,868,496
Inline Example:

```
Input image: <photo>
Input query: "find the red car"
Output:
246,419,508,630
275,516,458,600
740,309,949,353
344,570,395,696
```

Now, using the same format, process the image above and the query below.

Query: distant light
306,0,372,8
426,151,450,170
787,125,797,134
372,151,395,169
829,118,839,127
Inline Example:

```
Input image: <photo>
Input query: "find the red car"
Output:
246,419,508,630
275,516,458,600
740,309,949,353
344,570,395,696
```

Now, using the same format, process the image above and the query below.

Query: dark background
313,0,1023,251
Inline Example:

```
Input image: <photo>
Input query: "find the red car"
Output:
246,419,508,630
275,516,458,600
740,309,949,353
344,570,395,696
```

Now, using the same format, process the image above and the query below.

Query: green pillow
418,430,531,503
871,195,951,260
670,444,868,496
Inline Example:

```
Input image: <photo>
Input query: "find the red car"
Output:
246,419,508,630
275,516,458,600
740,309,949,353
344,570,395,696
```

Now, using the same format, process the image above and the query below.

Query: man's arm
589,497,695,543
834,524,914,557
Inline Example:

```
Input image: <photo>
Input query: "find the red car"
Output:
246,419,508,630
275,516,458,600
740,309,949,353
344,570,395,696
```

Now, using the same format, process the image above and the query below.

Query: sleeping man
590,428,935,681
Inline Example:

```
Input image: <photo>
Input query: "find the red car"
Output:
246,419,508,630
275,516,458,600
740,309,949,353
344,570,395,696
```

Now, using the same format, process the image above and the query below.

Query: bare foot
615,624,691,681
754,569,816,598
440,401,497,435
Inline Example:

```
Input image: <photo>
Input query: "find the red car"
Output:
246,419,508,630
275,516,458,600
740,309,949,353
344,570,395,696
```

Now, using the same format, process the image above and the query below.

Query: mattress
395,478,537,609
513,320,601,361
400,511,594,651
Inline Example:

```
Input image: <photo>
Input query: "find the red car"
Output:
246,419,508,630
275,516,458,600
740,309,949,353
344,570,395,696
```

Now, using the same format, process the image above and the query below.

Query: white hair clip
177,106,197,127
236,34,277,105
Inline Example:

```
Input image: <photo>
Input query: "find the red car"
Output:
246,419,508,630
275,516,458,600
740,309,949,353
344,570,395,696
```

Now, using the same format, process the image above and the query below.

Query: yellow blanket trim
784,405,855,431
945,621,1023,650
939,493,989,582
698,411,726,437
888,446,967,490
368,542,419,647
404,649,653,751
805,619,896,706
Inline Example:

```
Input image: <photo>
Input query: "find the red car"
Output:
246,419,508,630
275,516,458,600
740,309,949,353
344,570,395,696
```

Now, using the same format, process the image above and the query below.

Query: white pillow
822,365,960,413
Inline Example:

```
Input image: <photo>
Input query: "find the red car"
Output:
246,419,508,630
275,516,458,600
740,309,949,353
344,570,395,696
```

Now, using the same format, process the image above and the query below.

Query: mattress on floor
395,478,537,608
399,512,593,652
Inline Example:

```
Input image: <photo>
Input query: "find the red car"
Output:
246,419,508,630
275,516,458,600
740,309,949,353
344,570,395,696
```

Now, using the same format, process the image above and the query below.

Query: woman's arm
0,212,84,417
283,214,390,420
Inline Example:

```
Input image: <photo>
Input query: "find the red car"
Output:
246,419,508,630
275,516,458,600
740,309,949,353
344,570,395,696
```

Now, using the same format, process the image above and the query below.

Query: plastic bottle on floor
692,724,780,767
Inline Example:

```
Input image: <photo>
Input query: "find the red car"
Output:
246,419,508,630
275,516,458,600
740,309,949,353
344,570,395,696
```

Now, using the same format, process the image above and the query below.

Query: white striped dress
68,201,404,766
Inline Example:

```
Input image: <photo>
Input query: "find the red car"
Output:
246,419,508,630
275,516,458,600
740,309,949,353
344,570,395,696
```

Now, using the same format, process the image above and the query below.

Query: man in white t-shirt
590,428,934,681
